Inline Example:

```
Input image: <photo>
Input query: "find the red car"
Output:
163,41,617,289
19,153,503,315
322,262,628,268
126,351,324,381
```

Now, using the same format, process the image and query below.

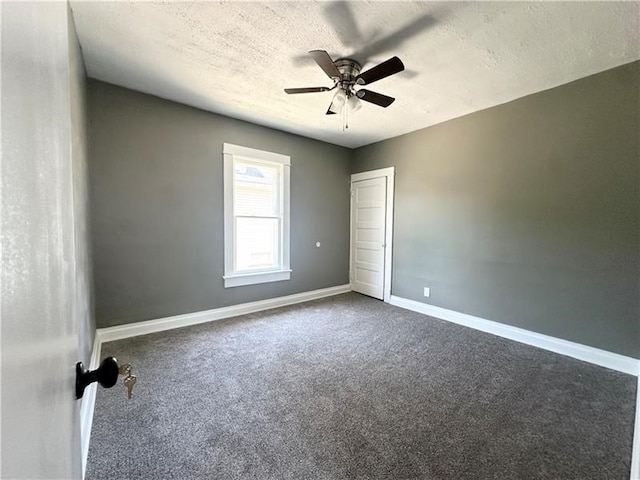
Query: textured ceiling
70,1,639,148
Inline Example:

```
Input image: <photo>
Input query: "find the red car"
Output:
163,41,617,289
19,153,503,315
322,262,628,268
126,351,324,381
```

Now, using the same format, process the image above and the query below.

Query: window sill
223,269,292,288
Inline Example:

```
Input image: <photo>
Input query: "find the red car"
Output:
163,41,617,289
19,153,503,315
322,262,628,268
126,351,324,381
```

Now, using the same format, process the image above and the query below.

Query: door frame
350,167,395,302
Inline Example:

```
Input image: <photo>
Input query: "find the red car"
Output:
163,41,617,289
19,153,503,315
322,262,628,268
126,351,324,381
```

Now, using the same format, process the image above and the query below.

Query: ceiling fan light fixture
329,89,347,114
347,94,362,113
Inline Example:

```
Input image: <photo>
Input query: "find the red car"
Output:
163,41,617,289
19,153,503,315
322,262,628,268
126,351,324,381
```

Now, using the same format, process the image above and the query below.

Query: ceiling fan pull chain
344,101,349,130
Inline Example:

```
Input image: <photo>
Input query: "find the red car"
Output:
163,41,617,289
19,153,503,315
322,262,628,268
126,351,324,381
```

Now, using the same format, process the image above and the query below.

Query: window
223,143,291,288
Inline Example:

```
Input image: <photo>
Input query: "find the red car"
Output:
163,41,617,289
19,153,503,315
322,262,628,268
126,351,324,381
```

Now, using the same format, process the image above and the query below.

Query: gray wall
352,61,640,358
88,80,351,328
69,10,95,367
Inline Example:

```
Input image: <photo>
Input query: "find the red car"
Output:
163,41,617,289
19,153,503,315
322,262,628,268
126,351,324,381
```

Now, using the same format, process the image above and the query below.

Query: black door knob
76,357,119,399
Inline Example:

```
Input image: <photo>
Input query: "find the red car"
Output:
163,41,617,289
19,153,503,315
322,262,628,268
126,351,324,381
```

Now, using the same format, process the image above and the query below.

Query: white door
351,176,387,299
1,3,82,478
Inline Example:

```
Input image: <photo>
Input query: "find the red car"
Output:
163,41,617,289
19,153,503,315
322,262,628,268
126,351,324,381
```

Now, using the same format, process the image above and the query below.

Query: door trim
350,167,395,302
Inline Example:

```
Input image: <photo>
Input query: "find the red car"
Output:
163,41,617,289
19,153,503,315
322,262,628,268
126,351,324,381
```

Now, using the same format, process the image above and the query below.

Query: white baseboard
632,377,640,480
389,295,640,376
80,334,102,479
97,284,351,343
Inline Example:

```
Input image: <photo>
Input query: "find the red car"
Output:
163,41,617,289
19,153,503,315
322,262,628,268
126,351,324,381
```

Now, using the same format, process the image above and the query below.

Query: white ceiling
70,1,640,149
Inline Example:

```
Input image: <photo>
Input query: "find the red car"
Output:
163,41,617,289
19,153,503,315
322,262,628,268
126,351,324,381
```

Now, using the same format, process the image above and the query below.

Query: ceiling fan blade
284,87,331,94
309,50,341,79
326,108,337,115
356,89,395,108
355,56,405,85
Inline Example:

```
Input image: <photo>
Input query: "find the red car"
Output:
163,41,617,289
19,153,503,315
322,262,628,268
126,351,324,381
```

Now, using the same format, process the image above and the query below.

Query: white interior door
1,3,82,478
350,176,387,299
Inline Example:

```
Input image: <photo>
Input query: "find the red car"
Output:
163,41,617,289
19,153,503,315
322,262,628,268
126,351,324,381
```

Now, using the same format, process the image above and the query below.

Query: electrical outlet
423,287,431,298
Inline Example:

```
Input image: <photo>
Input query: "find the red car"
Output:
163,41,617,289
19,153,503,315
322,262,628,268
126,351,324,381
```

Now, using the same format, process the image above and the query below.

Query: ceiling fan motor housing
334,59,362,93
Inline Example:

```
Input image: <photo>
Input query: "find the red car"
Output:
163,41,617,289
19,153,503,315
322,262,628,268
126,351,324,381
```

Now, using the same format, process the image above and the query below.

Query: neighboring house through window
223,143,291,287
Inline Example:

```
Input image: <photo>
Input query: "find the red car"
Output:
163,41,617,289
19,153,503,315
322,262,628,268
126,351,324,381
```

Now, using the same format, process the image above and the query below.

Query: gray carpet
87,292,636,479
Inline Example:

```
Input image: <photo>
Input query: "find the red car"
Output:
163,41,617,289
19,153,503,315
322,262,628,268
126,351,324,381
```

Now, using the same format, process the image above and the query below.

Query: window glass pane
235,217,279,271
234,161,279,217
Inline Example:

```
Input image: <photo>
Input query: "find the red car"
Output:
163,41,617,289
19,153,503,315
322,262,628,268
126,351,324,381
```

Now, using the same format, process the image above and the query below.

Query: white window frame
223,143,291,288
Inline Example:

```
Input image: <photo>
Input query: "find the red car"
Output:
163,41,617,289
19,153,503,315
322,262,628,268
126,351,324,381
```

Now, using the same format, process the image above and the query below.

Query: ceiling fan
284,50,404,126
